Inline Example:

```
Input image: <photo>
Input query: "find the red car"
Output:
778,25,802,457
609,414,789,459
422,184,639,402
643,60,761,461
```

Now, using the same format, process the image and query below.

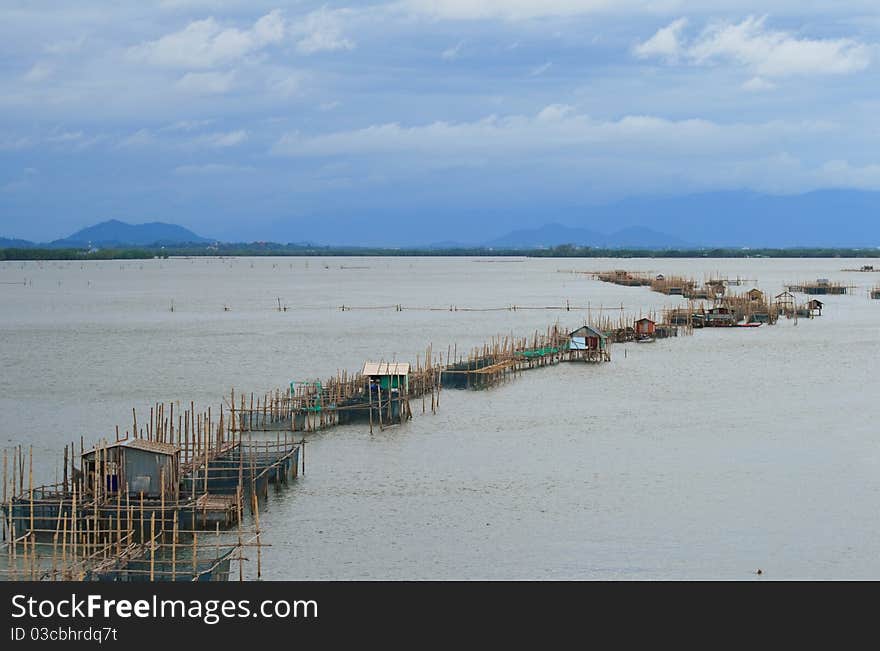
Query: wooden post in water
368,378,374,434
171,510,178,582
149,512,155,582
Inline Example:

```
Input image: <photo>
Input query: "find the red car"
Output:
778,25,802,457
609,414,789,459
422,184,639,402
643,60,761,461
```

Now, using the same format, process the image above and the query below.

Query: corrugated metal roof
84,438,180,457
362,361,410,376
569,325,606,338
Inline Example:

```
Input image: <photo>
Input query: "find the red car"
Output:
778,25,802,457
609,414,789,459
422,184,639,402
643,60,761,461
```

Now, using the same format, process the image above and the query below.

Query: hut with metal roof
566,325,610,361
81,438,180,500
362,361,410,392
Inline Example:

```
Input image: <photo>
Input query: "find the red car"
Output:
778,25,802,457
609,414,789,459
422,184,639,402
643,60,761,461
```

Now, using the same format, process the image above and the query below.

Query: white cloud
271,107,880,195
44,36,86,55
118,128,246,149
441,41,464,60
536,104,574,121
528,61,552,76
741,76,776,91
174,163,256,175
23,62,55,83
401,0,630,21
818,159,880,190
45,131,85,143
176,70,236,94
293,8,355,54
273,106,832,159
119,129,157,148
633,17,687,62
160,119,216,132
637,15,872,77
400,1,880,21
267,71,302,98
127,10,285,68
0,135,32,151
692,16,871,76
197,130,248,147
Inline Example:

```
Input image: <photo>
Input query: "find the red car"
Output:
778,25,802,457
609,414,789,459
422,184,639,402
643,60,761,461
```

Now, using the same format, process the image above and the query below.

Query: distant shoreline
1,244,879,261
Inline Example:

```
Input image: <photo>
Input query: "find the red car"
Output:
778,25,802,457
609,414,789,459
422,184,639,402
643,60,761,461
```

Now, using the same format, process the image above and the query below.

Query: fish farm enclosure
2,256,879,580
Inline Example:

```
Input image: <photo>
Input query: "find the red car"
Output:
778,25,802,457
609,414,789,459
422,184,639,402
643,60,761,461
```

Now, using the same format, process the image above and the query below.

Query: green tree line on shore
1,243,879,260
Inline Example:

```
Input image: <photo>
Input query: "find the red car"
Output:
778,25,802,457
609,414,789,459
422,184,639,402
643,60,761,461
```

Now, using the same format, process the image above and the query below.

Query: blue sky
2,1,880,244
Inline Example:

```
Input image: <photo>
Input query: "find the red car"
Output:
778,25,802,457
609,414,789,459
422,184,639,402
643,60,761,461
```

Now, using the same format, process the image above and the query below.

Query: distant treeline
0,247,157,261
1,243,879,260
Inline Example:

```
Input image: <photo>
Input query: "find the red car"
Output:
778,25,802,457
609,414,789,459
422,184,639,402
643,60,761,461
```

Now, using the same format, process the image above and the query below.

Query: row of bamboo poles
590,269,833,324
1,436,282,581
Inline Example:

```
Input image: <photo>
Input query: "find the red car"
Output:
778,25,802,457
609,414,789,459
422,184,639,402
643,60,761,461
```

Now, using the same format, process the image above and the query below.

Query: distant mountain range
1,220,210,248
0,237,36,248
482,224,690,249
4,189,880,249
52,219,210,247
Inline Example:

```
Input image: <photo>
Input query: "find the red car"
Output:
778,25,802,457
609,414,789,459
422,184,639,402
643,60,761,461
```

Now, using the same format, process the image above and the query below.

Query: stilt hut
807,299,824,316
634,317,656,337
747,288,764,302
568,325,609,361
706,306,736,327
362,362,410,393
774,291,796,314
81,438,179,500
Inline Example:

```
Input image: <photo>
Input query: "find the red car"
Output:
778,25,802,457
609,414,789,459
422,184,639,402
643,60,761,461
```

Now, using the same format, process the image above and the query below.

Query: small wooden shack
634,317,656,336
363,361,410,392
807,299,824,316
775,291,796,311
569,325,607,352
747,288,764,301
706,306,736,327
81,438,180,499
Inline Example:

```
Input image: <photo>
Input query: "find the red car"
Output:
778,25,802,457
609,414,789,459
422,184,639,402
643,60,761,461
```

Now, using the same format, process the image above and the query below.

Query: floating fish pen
250,351,445,433
2,505,263,582
441,325,583,390
1,396,301,581
665,307,700,327
606,326,636,343
686,286,712,300
594,269,711,300
661,292,778,328
596,269,765,305
654,324,679,339
594,270,653,287
719,290,779,324
662,302,707,332
83,537,242,582
650,275,696,296
787,279,851,295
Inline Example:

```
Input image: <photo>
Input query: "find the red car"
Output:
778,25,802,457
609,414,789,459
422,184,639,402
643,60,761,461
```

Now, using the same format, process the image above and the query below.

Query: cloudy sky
2,1,880,243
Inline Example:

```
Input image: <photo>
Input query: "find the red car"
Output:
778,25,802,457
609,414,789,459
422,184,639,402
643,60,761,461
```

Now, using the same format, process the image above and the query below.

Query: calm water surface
1,256,879,579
